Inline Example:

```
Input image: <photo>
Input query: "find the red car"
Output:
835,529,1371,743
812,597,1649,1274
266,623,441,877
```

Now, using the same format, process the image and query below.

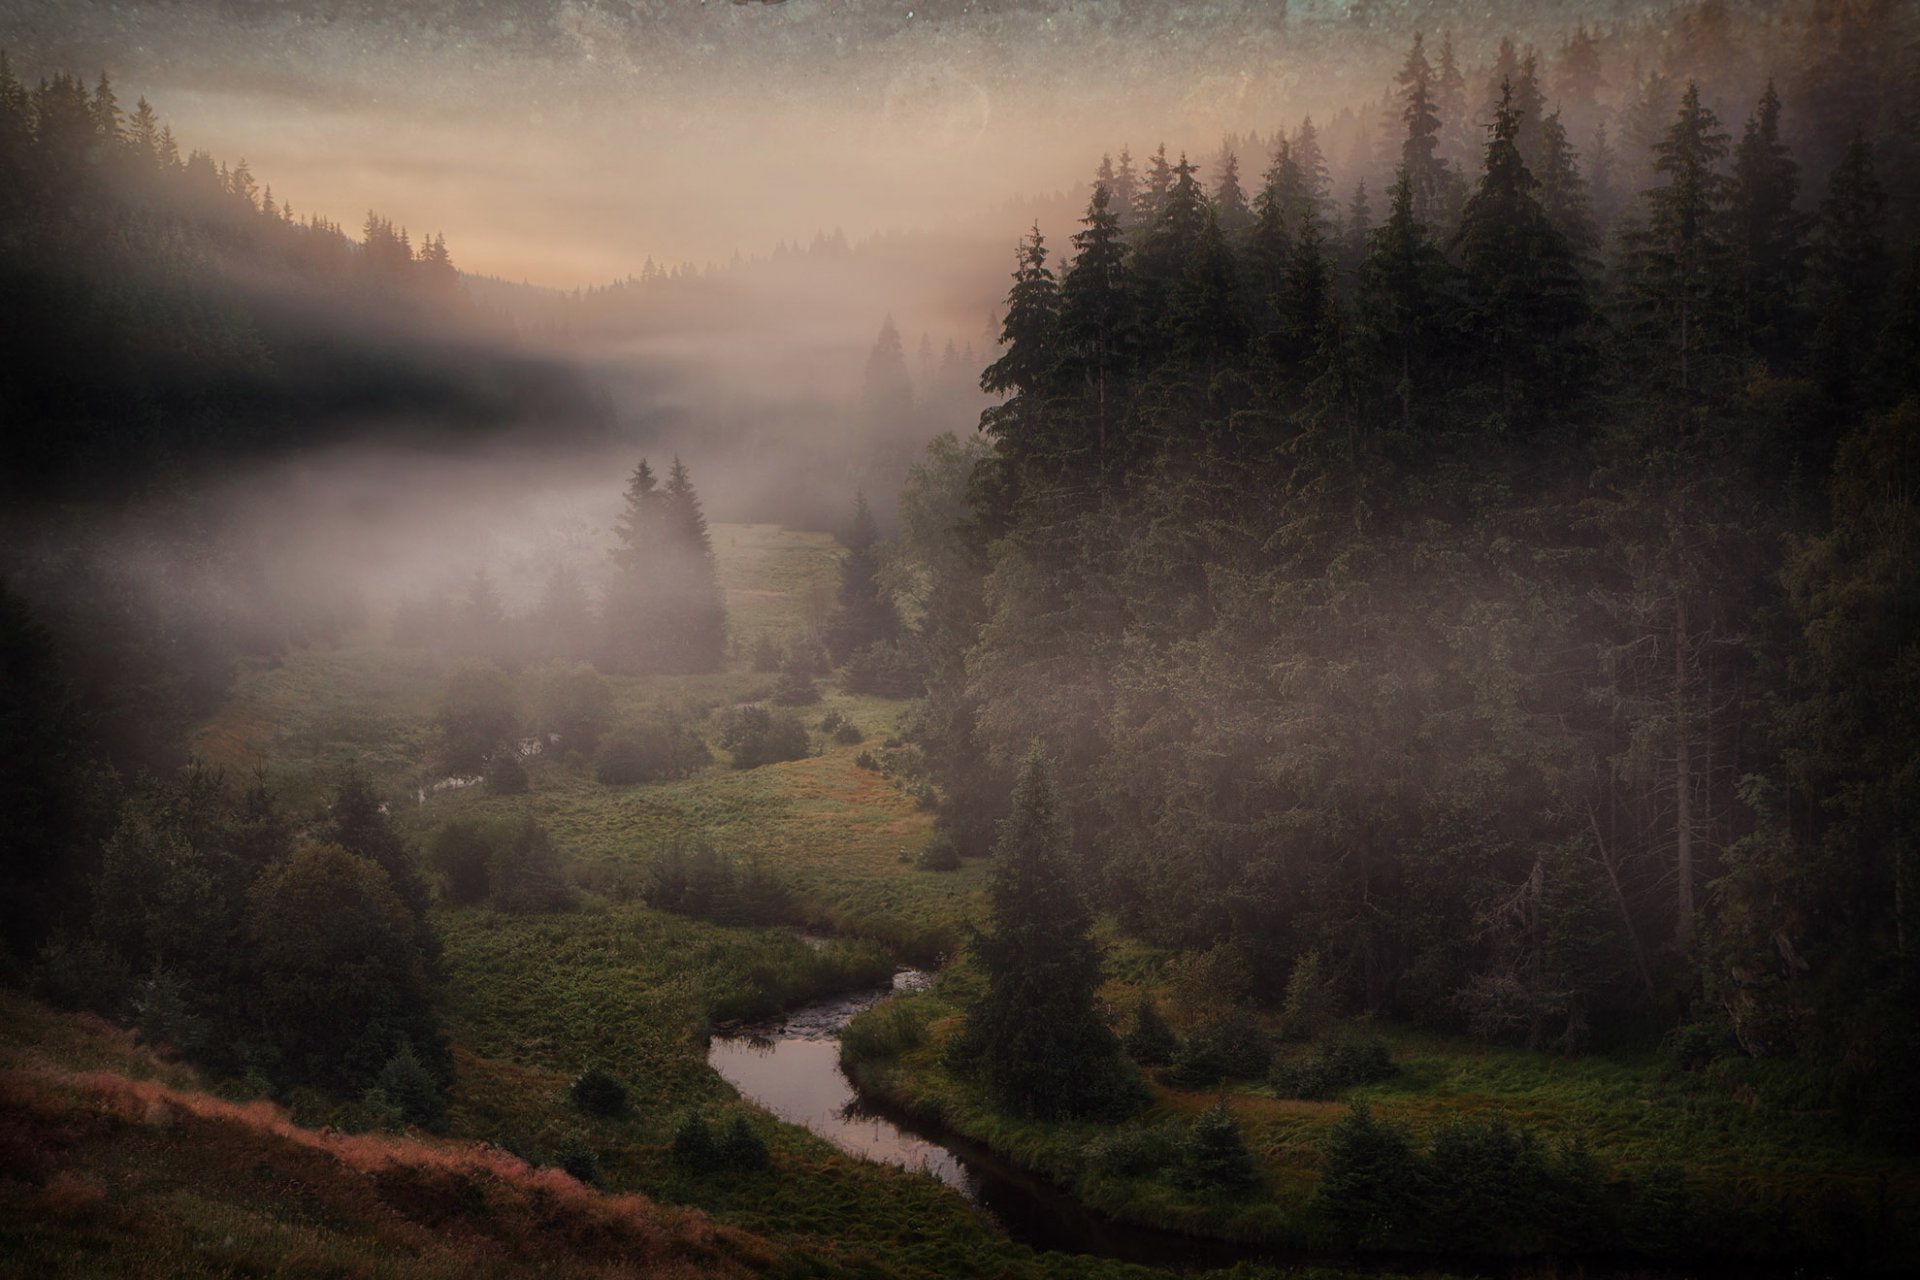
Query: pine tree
657,457,727,673
1626,80,1732,396
1212,148,1252,236
1536,110,1597,259
1809,134,1887,402
1169,209,1248,384
863,315,913,427
1727,82,1810,361
1057,182,1134,463
957,749,1134,1119
1110,145,1140,229
824,492,900,663
1436,31,1470,170
1452,81,1588,423
1292,116,1333,223
1396,33,1448,226
980,228,1060,476
1358,168,1454,432
1135,144,1173,226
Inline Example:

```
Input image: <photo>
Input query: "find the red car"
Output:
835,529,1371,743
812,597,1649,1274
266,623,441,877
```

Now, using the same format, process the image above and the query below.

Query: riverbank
841,976,1920,1275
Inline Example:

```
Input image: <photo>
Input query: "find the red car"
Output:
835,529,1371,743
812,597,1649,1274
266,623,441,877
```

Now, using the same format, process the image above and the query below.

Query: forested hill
908,6,1920,1145
0,63,613,501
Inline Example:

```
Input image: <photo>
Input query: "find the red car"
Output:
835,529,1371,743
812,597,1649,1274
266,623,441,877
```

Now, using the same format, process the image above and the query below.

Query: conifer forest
2,3,1917,1277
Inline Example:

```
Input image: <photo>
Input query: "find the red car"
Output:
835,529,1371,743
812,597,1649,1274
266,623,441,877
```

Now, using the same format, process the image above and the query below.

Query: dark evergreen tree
1451,82,1588,423
1212,148,1252,236
1536,110,1598,259
1625,80,1731,396
1809,134,1888,405
955,749,1135,1119
1727,82,1810,362
824,492,900,663
1357,168,1454,433
1057,182,1135,465
1395,33,1448,226
979,227,1061,477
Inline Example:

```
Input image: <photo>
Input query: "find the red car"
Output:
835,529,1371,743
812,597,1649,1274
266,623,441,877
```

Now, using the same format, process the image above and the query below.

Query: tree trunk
1674,594,1695,952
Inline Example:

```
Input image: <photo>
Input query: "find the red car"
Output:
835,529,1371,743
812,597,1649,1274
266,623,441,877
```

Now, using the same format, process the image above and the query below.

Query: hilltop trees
903,16,1920,1142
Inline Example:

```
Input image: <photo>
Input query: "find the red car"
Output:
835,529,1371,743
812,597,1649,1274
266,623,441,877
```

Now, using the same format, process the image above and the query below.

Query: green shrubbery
568,1065,628,1117
670,1109,770,1175
594,714,711,784
1269,1036,1396,1099
717,703,810,768
1317,1103,1684,1256
642,841,790,926
427,816,576,913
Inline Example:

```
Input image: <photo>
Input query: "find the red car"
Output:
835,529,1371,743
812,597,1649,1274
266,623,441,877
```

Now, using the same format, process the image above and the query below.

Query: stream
707,969,1283,1270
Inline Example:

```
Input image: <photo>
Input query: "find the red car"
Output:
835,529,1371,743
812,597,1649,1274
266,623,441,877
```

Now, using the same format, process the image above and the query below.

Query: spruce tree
1536,110,1597,260
1395,33,1448,226
1452,81,1589,423
824,492,900,663
979,227,1060,475
1809,134,1888,403
1057,182,1134,464
1626,80,1732,396
659,457,727,672
1727,82,1809,360
1212,148,1252,236
1358,168,1454,433
957,748,1134,1119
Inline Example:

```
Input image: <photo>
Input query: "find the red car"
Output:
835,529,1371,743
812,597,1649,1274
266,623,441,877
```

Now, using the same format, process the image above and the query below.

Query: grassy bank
841,966,1920,1272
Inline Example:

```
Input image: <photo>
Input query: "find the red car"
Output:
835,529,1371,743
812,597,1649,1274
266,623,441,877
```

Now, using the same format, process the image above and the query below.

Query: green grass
841,961,1920,1263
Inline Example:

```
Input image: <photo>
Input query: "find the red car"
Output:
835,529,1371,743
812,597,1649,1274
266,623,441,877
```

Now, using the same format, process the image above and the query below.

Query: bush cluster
594,714,710,784
717,703,810,769
670,1110,771,1175
1318,1103,1686,1256
642,841,790,926
1269,1036,1396,1099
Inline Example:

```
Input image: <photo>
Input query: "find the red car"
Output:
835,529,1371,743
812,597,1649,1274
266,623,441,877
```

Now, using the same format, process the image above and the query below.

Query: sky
0,0,1562,286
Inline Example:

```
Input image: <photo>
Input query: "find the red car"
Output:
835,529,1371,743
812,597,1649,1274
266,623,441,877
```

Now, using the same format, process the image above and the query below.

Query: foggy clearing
2,3,1917,1278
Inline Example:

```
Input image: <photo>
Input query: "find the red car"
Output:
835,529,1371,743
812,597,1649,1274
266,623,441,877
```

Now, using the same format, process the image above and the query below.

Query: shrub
1204,1010,1272,1079
484,749,529,795
1175,1099,1261,1197
1281,949,1337,1040
643,841,790,926
1270,1036,1394,1099
595,716,710,784
915,831,961,871
1083,1120,1181,1179
751,634,782,672
840,1000,926,1063
854,750,879,771
488,817,576,913
1123,996,1178,1067
671,1110,717,1172
819,710,865,744
1422,1118,1548,1252
372,1038,447,1133
1318,1101,1421,1247
842,639,923,697
569,1066,628,1117
555,1136,598,1185
717,704,811,769
436,661,518,775
426,820,492,906
1164,1033,1227,1088
771,667,820,706
536,663,613,757
717,1113,771,1172
1323,1036,1395,1086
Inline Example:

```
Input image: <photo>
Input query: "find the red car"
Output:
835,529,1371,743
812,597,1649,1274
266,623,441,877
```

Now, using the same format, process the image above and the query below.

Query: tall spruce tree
1396,33,1448,226
1213,148,1252,236
824,492,900,662
980,227,1061,477
956,748,1135,1119
1626,80,1731,396
1057,182,1134,463
1727,82,1810,362
1452,81,1588,423
1358,168,1454,432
